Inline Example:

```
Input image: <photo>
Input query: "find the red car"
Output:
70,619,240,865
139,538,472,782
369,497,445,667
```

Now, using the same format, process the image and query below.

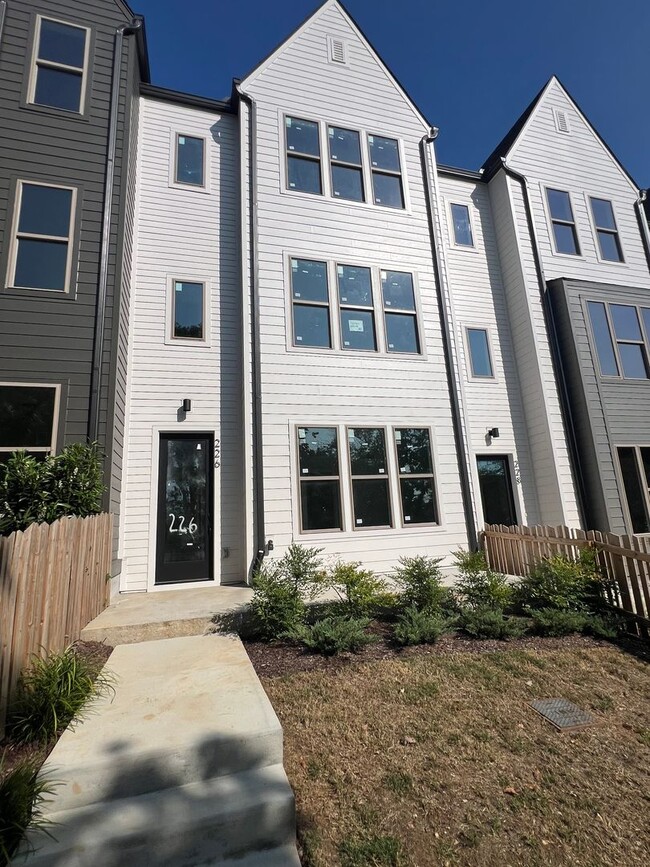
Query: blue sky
132,0,649,186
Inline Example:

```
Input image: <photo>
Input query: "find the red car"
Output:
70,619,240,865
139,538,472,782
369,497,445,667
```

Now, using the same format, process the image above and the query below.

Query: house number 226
168,514,198,534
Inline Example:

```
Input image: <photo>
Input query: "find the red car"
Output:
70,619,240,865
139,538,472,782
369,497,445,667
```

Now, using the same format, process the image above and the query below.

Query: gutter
88,17,143,443
420,131,478,551
235,82,267,574
500,159,588,528
634,190,650,273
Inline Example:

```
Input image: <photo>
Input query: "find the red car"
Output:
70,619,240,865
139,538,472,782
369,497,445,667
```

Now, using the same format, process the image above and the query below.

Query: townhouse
2,0,649,595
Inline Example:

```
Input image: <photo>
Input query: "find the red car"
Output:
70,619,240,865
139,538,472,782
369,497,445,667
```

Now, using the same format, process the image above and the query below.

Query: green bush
8,646,114,745
583,612,622,640
393,607,453,646
530,608,588,637
453,549,513,610
513,549,603,613
328,561,386,616
460,607,527,640
392,555,452,612
0,444,104,536
288,616,375,656
0,757,54,865
274,543,326,599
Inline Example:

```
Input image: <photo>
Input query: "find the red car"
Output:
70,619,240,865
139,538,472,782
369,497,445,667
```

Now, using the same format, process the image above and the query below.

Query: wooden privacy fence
481,524,650,637
0,513,113,736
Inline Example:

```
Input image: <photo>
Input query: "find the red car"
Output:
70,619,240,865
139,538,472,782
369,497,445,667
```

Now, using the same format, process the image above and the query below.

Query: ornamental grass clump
0,757,55,866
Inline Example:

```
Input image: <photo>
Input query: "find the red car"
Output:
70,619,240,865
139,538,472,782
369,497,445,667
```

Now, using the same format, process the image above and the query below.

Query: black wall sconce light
487,427,499,440
182,399,192,413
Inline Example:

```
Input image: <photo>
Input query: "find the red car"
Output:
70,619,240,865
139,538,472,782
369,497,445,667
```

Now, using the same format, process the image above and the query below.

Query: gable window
590,198,623,262
381,270,419,353
450,204,474,247
175,135,205,187
395,428,437,525
546,189,580,255
8,181,75,292
286,117,322,195
368,135,404,209
466,328,494,378
172,281,204,340
29,17,89,113
337,264,376,351
328,126,364,202
298,427,342,531
348,427,392,528
617,446,650,533
0,384,59,462
291,258,331,348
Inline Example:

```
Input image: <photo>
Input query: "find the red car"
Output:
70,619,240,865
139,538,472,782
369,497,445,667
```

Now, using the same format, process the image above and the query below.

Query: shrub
8,646,114,745
453,549,513,610
393,607,453,646
392,555,452,612
274,543,326,599
328,561,386,616
513,549,603,613
460,607,527,640
0,757,54,865
248,570,307,641
530,608,588,637
288,616,375,656
583,612,622,640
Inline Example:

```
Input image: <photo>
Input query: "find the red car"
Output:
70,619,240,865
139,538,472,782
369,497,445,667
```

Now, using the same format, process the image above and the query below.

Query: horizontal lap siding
120,98,244,591
244,3,468,573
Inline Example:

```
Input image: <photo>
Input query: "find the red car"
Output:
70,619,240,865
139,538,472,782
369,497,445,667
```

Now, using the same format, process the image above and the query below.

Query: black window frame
546,188,581,256
589,197,624,263
285,116,323,196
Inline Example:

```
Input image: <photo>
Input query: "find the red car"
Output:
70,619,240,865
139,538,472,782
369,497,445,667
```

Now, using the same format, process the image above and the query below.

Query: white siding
241,1,469,571
120,96,244,591
439,175,540,525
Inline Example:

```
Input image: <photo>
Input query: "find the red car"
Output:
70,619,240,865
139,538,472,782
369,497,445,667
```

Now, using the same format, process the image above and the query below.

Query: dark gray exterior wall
548,278,650,534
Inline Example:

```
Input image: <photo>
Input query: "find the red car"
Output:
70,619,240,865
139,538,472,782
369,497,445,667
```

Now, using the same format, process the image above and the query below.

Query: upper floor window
590,198,623,263
546,188,580,256
172,281,204,340
368,135,404,209
337,265,376,351
175,135,205,187
450,203,474,247
8,181,75,292
286,117,322,195
381,271,419,353
29,17,89,113
291,258,331,348
328,126,364,202
587,300,650,380
466,327,494,378
0,383,59,462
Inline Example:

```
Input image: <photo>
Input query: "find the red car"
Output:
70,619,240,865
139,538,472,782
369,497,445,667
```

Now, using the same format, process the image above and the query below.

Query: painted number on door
168,514,198,534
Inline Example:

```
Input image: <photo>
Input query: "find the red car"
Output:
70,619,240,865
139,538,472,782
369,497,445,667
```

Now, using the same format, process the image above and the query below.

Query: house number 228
168,514,198,534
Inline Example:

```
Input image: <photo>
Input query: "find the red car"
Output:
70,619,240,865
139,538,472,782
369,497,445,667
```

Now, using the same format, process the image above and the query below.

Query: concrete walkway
19,634,300,866
81,585,253,646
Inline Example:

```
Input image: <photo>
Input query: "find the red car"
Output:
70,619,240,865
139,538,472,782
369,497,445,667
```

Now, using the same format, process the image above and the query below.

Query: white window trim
463,324,497,382
0,382,61,456
165,276,211,347
6,180,77,293
541,184,584,259
447,200,478,251
169,131,210,193
28,15,91,114
584,193,627,266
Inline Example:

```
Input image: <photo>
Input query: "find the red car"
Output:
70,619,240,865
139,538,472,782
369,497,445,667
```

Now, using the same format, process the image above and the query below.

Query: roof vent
328,35,348,65
554,109,571,134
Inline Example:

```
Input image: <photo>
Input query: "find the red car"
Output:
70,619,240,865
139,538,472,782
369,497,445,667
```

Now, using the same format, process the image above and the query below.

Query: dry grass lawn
263,645,650,867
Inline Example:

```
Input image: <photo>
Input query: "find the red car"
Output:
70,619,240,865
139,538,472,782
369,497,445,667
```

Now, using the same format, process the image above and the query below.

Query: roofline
437,164,484,182
133,15,150,83
139,82,235,114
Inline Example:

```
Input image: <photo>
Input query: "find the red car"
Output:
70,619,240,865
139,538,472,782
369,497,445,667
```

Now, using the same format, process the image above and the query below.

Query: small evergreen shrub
530,608,588,637
0,757,54,865
393,607,453,646
460,607,527,640
392,555,451,612
274,543,326,599
248,570,307,641
8,646,114,745
453,549,513,610
328,561,386,616
513,549,603,613
583,612,622,640
288,616,375,656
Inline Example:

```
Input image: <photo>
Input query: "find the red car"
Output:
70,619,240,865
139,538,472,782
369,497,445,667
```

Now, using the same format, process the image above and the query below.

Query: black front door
156,433,213,584
476,455,517,526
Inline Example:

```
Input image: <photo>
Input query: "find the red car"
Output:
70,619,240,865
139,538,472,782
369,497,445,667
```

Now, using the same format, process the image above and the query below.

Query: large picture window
0,384,59,462
297,427,342,531
29,17,89,113
291,259,331,348
348,427,392,528
394,428,437,525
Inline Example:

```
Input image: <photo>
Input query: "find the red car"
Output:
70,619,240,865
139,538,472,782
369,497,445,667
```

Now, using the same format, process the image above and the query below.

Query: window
337,265,376,351
394,428,437,524
610,304,648,379
348,428,392,528
9,182,75,291
450,203,474,247
590,198,623,262
466,328,494,378
368,135,404,208
587,302,619,376
175,135,205,186
172,281,204,340
546,189,580,255
477,456,517,526
298,427,342,531
328,126,364,202
291,259,331,348
381,270,419,353
617,446,650,533
29,17,88,113
0,384,59,462
286,117,322,195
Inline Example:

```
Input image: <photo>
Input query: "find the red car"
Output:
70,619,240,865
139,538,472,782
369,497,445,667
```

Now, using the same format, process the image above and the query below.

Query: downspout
420,130,478,551
0,3,7,47
634,190,650,273
500,158,588,528
88,18,143,443
236,83,266,573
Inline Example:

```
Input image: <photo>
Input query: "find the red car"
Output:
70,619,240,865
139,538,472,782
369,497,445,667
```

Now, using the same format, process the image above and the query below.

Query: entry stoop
17,635,300,867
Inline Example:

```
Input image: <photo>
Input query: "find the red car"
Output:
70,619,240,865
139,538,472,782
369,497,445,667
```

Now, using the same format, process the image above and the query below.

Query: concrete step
43,635,283,813
19,764,298,867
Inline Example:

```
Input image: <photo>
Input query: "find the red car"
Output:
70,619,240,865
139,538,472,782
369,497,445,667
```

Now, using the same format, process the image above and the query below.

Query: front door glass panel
476,455,517,526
